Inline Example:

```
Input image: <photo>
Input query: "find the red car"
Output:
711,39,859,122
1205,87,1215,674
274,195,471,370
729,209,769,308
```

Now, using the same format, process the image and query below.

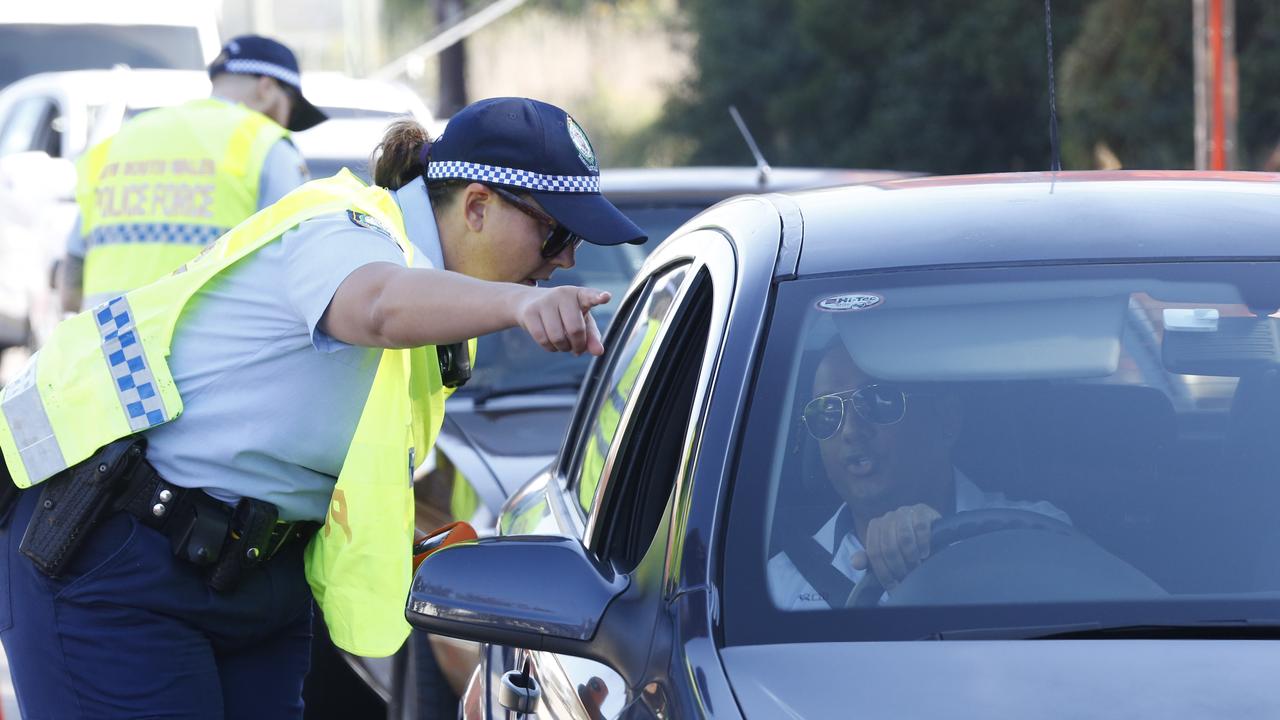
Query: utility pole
435,0,468,117
1193,0,1238,170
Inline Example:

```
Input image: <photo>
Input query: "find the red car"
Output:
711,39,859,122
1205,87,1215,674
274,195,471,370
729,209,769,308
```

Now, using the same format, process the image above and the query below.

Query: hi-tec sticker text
816,293,883,312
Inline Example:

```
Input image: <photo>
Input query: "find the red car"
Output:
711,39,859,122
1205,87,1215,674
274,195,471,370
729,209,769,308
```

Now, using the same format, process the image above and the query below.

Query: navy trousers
0,487,314,719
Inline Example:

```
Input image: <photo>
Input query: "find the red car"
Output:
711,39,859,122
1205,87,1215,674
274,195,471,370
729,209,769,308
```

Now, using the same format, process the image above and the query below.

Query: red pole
1209,0,1226,170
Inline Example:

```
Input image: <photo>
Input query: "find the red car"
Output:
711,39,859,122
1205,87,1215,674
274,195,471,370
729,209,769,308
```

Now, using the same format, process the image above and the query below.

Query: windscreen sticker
816,293,883,312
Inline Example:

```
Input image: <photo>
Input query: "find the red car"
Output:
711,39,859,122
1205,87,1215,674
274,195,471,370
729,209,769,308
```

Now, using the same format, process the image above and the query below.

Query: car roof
600,166,920,204
291,118,394,162
0,3,221,64
300,72,433,121
0,68,210,109
787,171,1280,276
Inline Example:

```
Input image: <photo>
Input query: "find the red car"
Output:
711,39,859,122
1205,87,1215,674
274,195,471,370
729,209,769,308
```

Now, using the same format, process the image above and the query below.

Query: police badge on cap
566,116,599,173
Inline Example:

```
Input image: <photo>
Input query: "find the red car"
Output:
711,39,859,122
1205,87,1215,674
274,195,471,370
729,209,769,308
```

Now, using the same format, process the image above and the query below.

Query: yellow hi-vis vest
76,98,288,307
1,170,465,657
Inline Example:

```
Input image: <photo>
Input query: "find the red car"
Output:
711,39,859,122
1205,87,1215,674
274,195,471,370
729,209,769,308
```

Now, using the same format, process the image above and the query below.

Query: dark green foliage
1060,0,1190,169
663,0,1086,173
661,0,1280,172
1237,1,1280,169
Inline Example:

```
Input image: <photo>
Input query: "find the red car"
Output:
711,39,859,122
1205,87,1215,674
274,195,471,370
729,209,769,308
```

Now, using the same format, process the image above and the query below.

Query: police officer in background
60,34,325,311
0,97,644,718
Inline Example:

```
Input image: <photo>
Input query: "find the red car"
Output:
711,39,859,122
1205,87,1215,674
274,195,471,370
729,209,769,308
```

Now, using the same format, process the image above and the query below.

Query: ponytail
371,118,469,210
371,119,430,190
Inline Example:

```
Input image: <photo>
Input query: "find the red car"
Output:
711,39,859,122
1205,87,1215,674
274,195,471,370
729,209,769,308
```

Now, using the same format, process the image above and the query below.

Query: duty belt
114,457,318,583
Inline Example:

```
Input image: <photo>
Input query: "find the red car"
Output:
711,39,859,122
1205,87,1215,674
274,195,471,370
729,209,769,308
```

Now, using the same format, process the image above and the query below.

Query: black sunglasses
489,185,585,259
801,383,912,440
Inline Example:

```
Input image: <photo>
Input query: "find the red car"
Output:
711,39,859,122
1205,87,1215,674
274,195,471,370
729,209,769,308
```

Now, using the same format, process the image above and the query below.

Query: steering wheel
843,508,1082,608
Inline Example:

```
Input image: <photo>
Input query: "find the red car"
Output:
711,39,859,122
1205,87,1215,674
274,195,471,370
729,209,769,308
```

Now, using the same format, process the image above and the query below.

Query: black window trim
572,261,698,541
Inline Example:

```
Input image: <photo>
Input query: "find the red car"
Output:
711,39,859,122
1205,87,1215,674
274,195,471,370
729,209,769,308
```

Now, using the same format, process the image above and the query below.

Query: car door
483,230,736,719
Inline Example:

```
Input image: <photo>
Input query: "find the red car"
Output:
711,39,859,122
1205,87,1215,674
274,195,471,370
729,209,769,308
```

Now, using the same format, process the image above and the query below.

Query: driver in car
768,340,1069,610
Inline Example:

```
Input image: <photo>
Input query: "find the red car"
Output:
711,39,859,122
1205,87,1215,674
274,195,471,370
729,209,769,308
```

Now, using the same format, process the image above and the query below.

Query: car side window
571,264,690,518
0,96,59,157
591,268,713,571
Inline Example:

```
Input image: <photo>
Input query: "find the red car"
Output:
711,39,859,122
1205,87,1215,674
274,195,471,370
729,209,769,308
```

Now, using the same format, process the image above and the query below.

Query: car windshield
0,25,204,89
725,261,1280,643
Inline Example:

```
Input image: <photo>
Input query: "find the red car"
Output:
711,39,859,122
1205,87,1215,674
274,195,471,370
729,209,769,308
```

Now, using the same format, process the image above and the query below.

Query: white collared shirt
767,470,1070,610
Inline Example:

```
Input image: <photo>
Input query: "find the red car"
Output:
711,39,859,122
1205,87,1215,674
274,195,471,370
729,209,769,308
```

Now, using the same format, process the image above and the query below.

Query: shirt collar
391,176,446,269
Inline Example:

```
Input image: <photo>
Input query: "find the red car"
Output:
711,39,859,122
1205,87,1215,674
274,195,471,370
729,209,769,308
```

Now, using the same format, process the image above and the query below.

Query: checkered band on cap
222,59,301,88
94,296,170,431
426,161,600,193
88,223,228,249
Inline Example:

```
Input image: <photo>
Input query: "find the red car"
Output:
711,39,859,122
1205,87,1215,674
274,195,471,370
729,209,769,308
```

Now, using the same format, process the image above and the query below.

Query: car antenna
728,105,773,189
1043,0,1062,172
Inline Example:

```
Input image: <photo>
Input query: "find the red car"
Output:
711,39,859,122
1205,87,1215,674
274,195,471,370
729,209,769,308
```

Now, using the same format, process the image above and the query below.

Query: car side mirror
406,535,629,662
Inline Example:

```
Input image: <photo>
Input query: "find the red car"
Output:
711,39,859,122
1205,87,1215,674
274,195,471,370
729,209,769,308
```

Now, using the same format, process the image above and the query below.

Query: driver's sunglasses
488,185,585,259
801,384,910,440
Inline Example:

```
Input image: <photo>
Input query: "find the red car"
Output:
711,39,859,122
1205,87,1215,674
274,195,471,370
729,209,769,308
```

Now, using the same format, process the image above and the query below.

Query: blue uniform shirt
143,176,444,521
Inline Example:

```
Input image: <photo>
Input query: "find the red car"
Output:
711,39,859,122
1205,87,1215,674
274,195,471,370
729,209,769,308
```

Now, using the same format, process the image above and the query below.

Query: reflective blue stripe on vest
94,296,169,430
0,355,67,481
87,223,229,248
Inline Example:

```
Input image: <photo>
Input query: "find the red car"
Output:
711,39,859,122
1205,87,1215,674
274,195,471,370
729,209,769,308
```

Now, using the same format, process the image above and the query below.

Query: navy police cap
208,35,328,132
426,97,646,247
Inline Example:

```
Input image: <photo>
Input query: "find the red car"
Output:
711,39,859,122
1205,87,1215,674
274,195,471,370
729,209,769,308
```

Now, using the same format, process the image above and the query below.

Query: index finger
576,287,612,311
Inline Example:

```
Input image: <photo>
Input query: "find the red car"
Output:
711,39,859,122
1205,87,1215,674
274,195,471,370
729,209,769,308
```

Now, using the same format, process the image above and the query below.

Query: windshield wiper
925,619,1280,641
469,379,584,407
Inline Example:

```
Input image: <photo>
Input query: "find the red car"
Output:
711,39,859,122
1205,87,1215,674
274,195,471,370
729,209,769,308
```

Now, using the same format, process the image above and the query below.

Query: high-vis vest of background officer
75,98,288,307
1,170,468,657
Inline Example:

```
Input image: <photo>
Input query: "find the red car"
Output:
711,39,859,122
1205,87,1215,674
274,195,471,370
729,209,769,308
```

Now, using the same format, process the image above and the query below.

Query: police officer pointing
0,98,644,718
61,35,325,311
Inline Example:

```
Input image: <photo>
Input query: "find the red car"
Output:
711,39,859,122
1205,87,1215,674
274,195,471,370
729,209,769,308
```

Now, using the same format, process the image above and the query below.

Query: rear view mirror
1163,315,1280,376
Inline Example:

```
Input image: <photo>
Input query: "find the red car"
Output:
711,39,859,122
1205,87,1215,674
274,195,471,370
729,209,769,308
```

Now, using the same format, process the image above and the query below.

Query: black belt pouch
19,437,145,578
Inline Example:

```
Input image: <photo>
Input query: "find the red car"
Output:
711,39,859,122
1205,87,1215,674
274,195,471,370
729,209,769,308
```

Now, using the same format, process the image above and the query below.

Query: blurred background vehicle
291,72,439,182
0,1,220,91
